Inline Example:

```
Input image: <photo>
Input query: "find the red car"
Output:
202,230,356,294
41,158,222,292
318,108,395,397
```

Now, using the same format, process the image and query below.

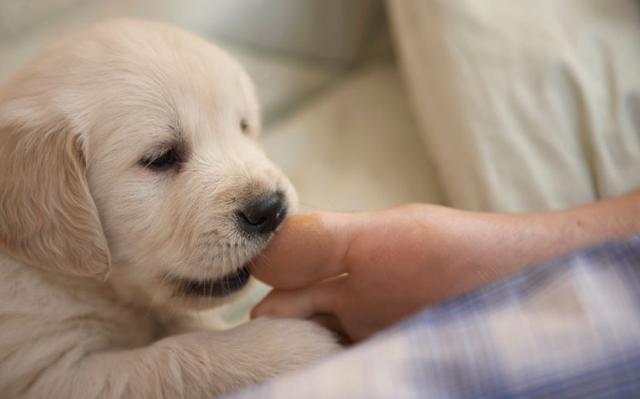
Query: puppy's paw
238,317,340,378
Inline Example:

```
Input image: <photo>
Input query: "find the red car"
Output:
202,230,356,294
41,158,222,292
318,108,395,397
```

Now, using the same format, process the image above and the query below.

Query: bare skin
251,191,640,342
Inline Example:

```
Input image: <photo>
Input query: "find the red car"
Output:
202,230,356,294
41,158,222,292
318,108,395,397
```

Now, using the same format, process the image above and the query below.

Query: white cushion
388,0,640,212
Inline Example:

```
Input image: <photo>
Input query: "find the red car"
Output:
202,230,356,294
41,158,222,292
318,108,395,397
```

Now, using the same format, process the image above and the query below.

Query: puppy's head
0,19,297,309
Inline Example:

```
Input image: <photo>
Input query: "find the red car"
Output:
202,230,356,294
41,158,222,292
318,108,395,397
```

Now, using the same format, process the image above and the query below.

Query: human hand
250,205,530,341
251,193,640,342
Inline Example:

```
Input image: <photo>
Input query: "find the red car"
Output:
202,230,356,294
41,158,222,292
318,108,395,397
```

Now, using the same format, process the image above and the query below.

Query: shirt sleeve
224,236,640,399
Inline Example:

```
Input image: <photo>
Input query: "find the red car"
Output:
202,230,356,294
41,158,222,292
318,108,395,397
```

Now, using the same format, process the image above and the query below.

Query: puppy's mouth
170,265,251,298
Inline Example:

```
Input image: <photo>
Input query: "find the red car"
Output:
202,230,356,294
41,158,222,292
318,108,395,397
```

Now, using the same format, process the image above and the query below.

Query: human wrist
542,191,640,250
497,191,640,273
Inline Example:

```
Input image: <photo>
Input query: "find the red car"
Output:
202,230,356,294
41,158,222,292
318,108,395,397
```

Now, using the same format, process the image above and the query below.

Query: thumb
250,212,354,289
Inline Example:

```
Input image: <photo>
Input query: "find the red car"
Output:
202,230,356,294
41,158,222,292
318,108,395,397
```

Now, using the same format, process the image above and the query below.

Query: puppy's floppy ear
0,112,111,278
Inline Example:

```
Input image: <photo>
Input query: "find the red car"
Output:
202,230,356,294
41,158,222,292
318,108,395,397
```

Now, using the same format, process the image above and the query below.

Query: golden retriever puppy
0,19,337,399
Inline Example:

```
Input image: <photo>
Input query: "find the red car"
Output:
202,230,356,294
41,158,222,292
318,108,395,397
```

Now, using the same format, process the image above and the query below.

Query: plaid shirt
226,236,640,398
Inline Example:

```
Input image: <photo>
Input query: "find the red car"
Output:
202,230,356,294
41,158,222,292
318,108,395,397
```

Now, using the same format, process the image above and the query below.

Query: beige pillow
388,0,640,212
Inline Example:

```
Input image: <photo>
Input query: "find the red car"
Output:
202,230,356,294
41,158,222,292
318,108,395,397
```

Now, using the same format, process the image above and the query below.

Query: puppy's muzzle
235,191,287,235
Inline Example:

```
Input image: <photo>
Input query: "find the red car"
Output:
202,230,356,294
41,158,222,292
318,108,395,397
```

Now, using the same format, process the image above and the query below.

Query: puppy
0,19,337,399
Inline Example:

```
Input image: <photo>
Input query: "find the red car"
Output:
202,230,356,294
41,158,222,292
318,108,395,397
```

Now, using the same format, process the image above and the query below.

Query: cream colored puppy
0,19,337,399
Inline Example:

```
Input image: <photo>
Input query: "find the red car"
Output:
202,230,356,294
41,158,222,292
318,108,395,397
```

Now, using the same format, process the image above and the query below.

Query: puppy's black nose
236,192,287,235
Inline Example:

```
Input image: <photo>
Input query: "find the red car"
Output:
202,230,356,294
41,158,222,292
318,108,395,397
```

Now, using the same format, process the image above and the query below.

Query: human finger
250,275,347,320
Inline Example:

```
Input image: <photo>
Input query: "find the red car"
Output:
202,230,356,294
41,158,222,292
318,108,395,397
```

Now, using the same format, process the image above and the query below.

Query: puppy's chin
164,265,254,310
166,280,255,311
107,262,257,311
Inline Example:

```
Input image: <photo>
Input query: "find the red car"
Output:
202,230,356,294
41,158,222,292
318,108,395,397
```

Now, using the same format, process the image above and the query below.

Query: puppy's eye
240,118,249,134
141,148,180,171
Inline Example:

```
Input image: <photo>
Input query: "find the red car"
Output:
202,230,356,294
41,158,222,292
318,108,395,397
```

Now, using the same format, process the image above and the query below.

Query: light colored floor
0,1,444,324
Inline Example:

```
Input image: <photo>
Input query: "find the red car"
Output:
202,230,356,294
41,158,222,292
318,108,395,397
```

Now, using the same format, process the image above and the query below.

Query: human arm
251,191,640,341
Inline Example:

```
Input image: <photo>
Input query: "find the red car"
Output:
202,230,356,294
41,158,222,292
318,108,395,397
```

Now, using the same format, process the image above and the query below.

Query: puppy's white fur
0,20,337,398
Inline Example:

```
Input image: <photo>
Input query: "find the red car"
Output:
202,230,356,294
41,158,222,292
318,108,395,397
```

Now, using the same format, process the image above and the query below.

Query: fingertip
250,300,271,320
250,289,276,319
249,304,262,319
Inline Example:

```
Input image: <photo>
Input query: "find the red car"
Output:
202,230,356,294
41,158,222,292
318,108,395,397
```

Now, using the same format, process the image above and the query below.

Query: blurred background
0,0,444,216
2,0,640,322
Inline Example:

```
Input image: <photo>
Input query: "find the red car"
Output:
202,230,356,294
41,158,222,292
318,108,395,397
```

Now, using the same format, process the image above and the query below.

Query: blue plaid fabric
226,236,640,398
